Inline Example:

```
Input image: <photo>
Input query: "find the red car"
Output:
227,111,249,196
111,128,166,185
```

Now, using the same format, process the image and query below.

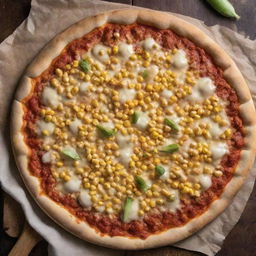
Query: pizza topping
159,144,179,153
79,59,90,72
164,118,179,131
198,174,212,190
122,197,133,222
135,176,150,192
69,118,82,134
63,177,81,193
171,49,188,69
142,38,159,51
155,165,165,177
42,87,60,108
131,111,140,124
37,120,55,135
188,77,215,102
42,151,54,163
97,125,116,138
31,34,234,222
78,190,92,208
61,146,80,160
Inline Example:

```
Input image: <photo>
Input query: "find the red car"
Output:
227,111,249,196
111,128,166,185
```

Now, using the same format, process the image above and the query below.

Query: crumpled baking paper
0,0,255,256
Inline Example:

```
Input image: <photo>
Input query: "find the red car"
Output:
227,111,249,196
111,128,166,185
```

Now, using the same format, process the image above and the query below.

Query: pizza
11,9,256,249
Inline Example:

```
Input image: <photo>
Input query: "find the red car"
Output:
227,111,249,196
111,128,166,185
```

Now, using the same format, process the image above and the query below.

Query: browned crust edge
11,9,256,249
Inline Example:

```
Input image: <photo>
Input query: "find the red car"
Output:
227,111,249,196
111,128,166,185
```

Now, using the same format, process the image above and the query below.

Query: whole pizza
11,9,256,249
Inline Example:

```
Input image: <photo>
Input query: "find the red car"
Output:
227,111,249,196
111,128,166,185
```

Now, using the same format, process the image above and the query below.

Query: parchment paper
0,0,255,255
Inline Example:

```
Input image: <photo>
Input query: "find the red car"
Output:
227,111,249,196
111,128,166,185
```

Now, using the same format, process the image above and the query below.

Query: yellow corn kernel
56,161,63,167
42,130,49,136
194,183,201,190
161,189,171,197
112,45,119,54
213,170,223,177
137,75,144,83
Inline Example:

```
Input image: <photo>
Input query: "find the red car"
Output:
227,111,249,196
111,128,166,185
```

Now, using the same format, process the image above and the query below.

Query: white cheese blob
119,145,133,167
78,190,92,208
166,190,181,212
37,121,55,135
92,44,109,63
161,89,173,99
199,175,212,190
198,77,215,97
119,88,136,103
162,138,175,147
108,187,116,196
134,112,150,130
101,121,115,129
208,121,224,138
211,142,229,161
145,65,159,82
42,87,60,108
80,82,90,92
160,165,170,180
69,119,82,134
142,38,159,51
63,178,81,193
188,77,215,102
171,49,188,69
118,43,134,60
42,151,53,163
124,199,139,223
116,133,131,148
141,174,152,187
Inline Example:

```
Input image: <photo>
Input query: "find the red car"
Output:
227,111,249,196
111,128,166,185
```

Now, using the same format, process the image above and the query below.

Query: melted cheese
69,119,82,134
118,43,134,60
116,133,131,148
211,142,229,161
172,49,188,69
42,87,60,108
42,151,53,163
101,121,114,129
63,178,81,193
188,77,215,102
80,82,90,92
119,145,133,167
119,88,136,103
166,190,181,212
160,166,170,180
92,44,109,63
142,38,159,51
79,190,92,208
145,65,159,82
134,112,149,130
37,121,55,135
161,89,173,99
124,199,139,222
199,175,212,190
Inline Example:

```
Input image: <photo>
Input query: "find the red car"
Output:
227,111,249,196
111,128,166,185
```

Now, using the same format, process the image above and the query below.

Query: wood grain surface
0,0,255,256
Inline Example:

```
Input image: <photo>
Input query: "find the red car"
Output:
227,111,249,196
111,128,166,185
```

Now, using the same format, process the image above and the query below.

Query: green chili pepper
135,176,149,192
142,70,149,79
159,144,179,153
207,0,240,19
123,197,134,222
97,125,116,138
79,59,90,72
164,118,179,131
61,146,80,160
155,165,165,177
131,111,140,124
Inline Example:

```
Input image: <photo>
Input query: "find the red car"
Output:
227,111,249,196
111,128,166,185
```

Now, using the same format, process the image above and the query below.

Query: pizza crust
11,9,256,249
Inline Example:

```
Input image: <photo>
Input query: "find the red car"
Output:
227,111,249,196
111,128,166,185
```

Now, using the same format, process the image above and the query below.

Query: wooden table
0,0,255,255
